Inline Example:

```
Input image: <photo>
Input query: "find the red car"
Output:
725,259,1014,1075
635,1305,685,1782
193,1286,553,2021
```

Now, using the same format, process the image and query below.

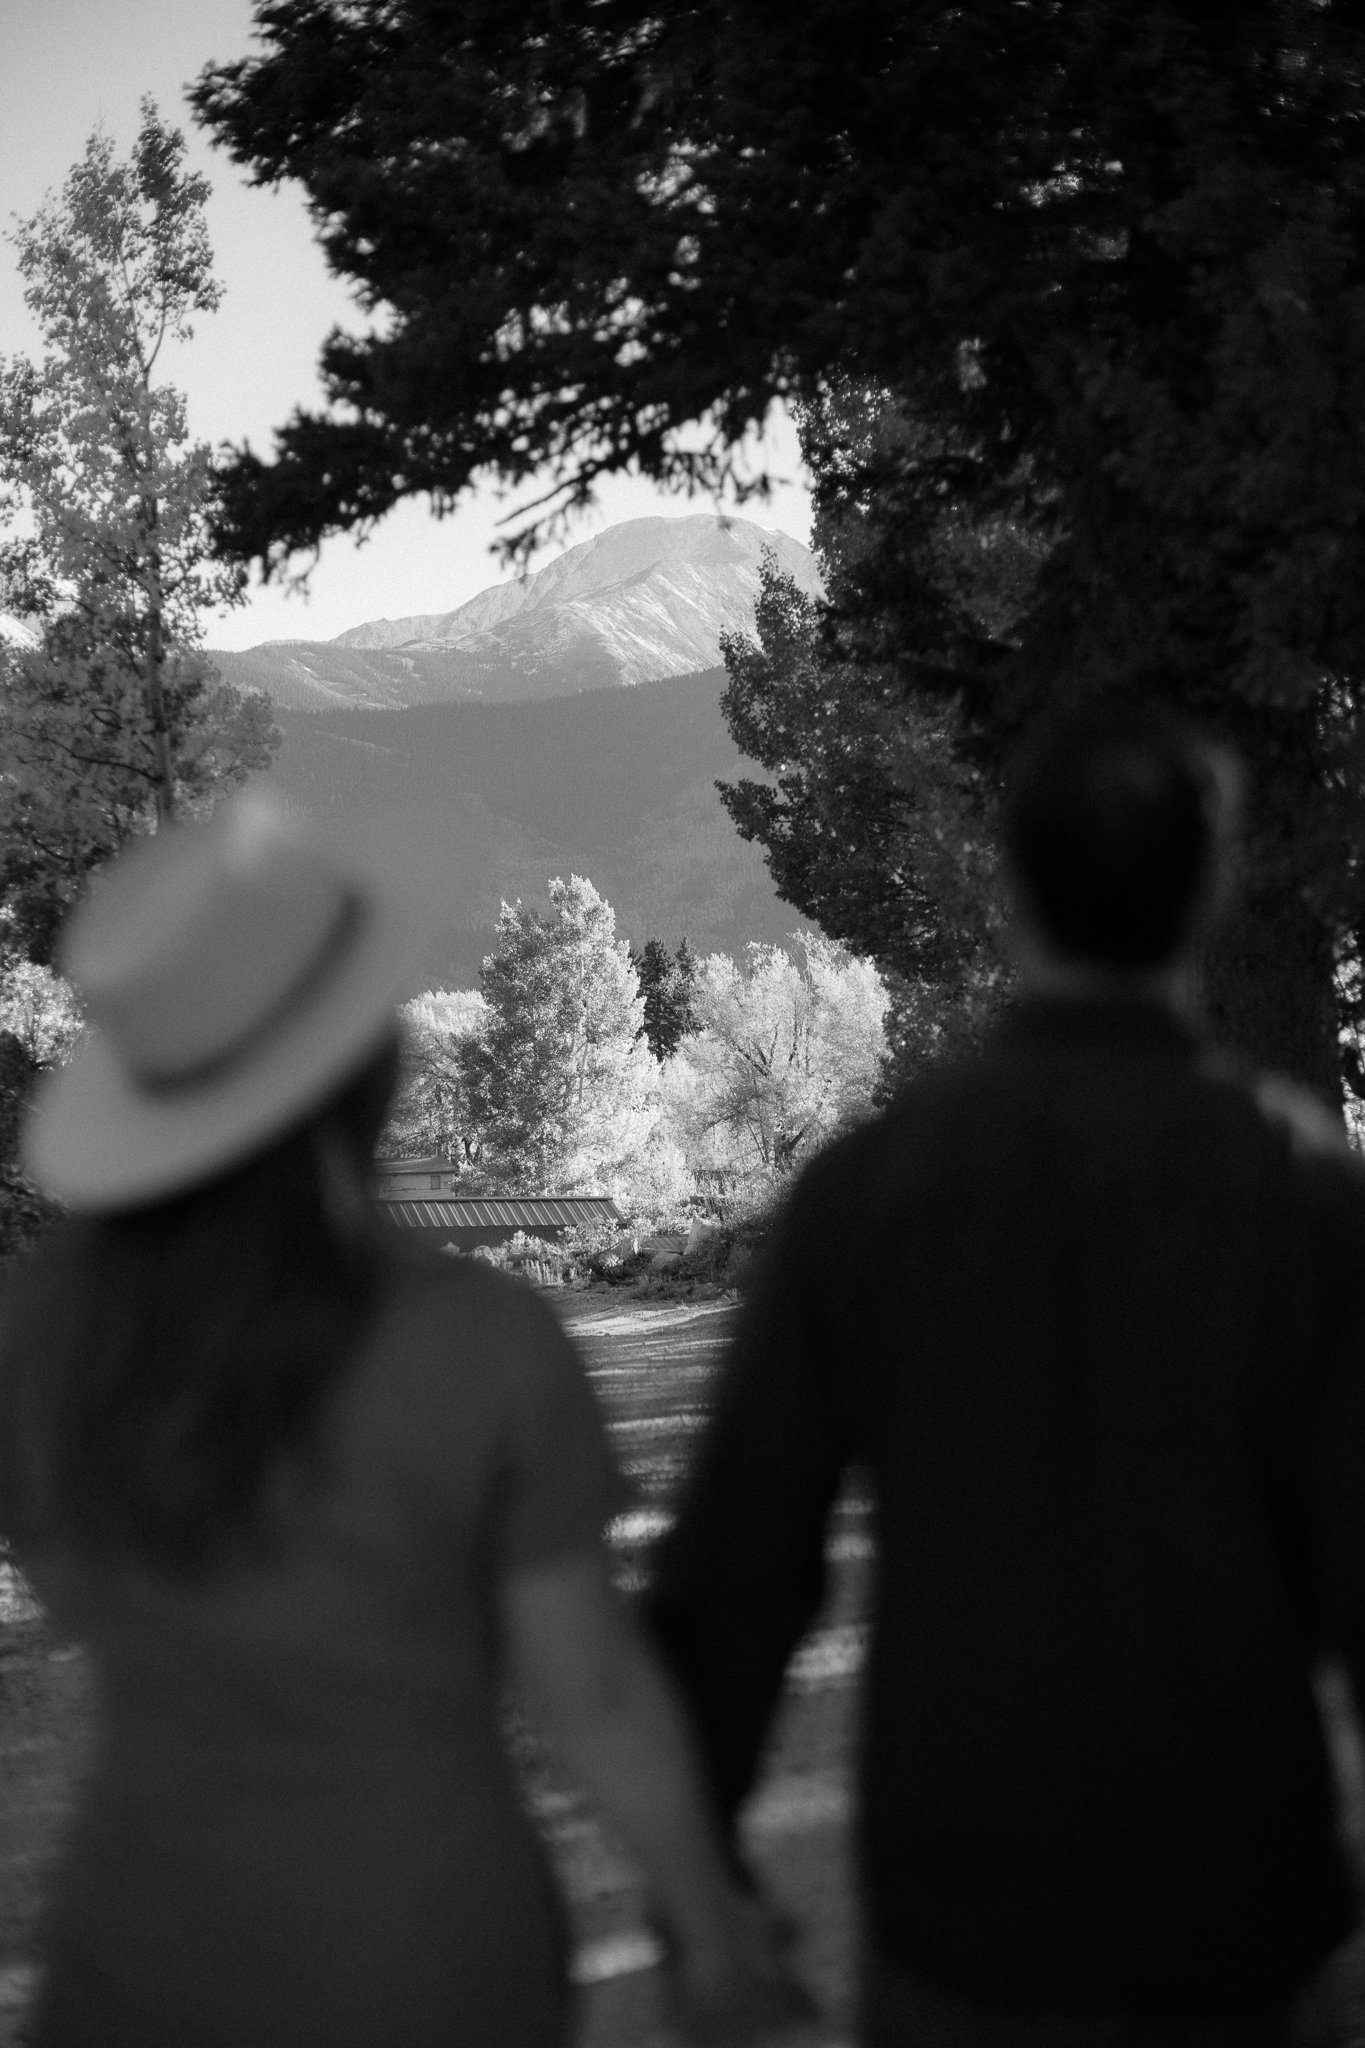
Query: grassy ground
0,1293,865,2048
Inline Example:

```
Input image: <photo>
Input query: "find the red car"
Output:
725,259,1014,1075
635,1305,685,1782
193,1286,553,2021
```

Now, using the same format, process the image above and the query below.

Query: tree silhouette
194,6,1365,1094
634,936,700,1062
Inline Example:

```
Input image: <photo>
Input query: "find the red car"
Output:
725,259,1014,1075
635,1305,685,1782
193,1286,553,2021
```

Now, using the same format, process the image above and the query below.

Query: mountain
0,519,806,981
255,667,792,986
209,514,820,713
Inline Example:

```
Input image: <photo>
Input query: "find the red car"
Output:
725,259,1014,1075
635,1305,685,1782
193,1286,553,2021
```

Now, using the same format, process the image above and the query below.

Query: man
650,704,1365,2046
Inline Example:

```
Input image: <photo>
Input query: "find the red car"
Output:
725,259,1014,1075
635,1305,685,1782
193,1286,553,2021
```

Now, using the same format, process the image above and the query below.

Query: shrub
558,1219,645,1285
670,1204,774,1291
468,1230,572,1287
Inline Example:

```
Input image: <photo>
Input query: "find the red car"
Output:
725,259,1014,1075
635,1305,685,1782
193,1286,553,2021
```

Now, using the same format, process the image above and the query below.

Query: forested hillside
255,667,788,985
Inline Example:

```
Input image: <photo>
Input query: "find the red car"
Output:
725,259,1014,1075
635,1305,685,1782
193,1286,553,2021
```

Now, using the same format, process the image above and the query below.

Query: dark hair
0,1034,400,1580
1003,702,1230,969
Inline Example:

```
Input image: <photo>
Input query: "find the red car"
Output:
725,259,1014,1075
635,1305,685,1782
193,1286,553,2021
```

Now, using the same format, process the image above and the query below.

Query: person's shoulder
362,1248,588,1446
1193,1059,1365,1239
1248,1076,1365,1244
765,1088,943,1271
379,1244,569,1356
1247,1072,1359,1165
782,1099,900,1212
349,1251,605,1531
1195,1053,1362,1171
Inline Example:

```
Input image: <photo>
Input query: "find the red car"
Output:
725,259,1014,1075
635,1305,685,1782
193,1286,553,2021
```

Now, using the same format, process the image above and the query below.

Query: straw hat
22,794,439,1212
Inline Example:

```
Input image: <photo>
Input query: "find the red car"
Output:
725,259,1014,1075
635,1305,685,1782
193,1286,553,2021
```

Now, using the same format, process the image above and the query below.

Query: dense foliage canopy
195,4,1365,1094
457,875,664,1191
385,986,489,1165
381,878,888,1208
673,932,889,1176
719,532,1007,1068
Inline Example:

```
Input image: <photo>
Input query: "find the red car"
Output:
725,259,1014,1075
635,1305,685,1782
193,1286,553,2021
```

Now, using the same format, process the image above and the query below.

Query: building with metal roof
375,1191,623,1253
373,1157,460,1196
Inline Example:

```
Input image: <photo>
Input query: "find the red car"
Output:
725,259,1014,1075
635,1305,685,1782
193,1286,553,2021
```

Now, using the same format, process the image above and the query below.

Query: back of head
0,1033,401,1579
1003,701,1233,971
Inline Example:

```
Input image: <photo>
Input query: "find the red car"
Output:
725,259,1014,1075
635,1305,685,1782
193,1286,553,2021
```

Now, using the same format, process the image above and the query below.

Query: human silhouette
0,796,789,2048
652,702,1365,2046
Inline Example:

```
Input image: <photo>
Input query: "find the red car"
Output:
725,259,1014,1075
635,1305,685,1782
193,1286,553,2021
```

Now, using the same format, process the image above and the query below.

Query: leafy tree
0,955,83,1072
460,876,662,1191
0,102,279,962
675,932,888,1178
384,988,490,1166
634,935,700,1062
0,956,80,1261
194,5,1365,1097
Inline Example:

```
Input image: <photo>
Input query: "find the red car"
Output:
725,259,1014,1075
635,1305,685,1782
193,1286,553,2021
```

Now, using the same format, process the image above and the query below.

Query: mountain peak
329,512,821,671
210,513,822,713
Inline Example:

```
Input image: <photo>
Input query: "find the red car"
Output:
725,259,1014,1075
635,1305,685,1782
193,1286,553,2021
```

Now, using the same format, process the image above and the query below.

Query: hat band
135,890,367,1096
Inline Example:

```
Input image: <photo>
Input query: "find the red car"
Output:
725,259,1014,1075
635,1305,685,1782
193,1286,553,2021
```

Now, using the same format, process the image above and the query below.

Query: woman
0,797,788,2048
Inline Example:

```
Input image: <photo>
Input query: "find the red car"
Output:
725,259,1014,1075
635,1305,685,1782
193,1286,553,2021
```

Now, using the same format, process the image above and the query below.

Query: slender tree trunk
143,513,175,824
1198,885,1342,1111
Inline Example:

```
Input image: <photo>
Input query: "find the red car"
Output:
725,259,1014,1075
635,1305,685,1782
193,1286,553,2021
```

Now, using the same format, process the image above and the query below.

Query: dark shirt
650,999,1365,2017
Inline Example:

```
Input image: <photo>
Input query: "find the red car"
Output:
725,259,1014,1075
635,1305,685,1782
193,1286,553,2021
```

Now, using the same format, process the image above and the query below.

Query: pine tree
718,514,1011,1073
672,940,699,1042
194,5,1365,1096
634,936,700,1063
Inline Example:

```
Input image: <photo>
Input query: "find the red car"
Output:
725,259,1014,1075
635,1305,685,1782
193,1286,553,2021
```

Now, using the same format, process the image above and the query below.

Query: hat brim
23,874,438,1213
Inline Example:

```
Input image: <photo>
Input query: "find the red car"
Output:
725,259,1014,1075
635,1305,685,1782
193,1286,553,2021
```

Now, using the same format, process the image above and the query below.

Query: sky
0,0,813,651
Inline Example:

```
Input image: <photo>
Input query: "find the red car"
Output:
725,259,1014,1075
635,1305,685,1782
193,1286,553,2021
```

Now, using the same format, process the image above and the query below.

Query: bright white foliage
445,876,682,1202
383,891,889,1222
386,988,490,1162
527,877,673,1200
0,957,84,1068
676,932,889,1177
406,989,489,1039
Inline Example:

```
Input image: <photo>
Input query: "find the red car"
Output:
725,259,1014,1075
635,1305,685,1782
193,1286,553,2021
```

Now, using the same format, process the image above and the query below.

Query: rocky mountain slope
210,514,819,713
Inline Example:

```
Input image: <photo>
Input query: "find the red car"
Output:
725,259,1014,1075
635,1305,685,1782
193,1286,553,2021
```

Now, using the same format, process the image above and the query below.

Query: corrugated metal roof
379,1195,621,1230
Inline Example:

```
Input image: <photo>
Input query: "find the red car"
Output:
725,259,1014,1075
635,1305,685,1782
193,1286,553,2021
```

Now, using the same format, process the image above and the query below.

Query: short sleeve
491,1286,634,1569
